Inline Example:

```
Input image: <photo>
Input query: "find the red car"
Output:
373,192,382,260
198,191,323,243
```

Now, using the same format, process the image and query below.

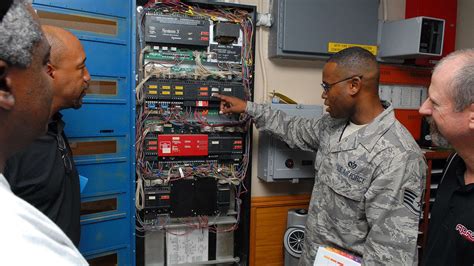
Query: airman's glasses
321,75,363,93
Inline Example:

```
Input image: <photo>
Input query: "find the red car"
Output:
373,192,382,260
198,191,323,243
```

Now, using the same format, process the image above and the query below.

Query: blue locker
32,1,136,265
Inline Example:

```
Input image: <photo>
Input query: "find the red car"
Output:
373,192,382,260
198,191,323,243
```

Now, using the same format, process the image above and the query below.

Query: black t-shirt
4,113,81,247
423,154,474,266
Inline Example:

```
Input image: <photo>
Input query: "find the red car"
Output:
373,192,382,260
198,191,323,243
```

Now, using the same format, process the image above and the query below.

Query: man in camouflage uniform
216,47,426,265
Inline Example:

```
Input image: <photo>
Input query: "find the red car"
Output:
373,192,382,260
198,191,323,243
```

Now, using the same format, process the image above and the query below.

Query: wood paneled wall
250,195,311,266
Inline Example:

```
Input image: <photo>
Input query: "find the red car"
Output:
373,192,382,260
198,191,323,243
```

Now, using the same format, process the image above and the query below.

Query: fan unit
284,209,308,266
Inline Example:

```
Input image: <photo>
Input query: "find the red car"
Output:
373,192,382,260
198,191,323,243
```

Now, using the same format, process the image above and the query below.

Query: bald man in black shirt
4,25,90,247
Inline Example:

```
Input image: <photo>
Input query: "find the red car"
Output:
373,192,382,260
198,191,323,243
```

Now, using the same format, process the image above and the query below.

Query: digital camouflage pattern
246,101,426,266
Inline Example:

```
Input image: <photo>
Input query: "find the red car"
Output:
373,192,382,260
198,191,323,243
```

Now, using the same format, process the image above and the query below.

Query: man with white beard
420,49,474,266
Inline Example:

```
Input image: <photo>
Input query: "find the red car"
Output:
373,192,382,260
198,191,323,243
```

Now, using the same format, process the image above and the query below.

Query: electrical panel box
136,1,255,264
378,16,445,59
269,0,378,60
258,104,323,182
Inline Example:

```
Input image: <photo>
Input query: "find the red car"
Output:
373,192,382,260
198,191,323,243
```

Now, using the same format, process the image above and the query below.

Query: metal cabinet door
32,1,136,264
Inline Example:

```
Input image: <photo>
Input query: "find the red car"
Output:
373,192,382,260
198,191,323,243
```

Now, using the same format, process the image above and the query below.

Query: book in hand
313,246,362,266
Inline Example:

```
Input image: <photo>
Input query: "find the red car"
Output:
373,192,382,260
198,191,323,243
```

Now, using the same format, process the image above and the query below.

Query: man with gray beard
420,49,474,266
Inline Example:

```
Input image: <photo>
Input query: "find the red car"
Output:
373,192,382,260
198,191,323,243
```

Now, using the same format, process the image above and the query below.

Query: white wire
382,0,388,21
258,0,268,103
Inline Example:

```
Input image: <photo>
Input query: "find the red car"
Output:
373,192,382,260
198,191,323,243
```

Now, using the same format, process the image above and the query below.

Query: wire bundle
135,1,254,235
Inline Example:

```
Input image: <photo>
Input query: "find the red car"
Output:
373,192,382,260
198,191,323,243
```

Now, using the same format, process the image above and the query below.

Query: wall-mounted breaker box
258,104,323,182
378,16,445,59
269,0,378,60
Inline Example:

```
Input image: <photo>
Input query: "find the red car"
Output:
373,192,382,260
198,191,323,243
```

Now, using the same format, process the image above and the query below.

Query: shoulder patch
402,188,422,216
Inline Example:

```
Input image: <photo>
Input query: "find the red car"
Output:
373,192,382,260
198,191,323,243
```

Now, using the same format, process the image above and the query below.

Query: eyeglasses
321,75,363,93
56,134,73,174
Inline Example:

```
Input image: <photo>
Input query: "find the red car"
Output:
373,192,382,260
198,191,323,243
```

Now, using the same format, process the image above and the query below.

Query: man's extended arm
246,101,324,152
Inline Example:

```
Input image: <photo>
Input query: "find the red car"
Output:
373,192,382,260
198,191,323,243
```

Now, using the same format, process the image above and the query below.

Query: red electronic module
158,134,208,157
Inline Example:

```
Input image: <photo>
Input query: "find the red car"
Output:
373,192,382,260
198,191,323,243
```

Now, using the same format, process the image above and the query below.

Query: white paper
313,246,361,266
166,228,209,265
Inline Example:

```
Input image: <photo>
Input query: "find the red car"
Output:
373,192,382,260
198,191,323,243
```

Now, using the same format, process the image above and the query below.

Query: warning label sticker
328,42,378,55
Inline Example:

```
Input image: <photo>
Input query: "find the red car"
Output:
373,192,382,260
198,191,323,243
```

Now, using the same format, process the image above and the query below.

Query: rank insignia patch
403,188,421,216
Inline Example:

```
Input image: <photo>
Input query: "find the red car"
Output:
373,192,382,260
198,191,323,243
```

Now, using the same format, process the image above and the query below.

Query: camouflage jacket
246,101,427,266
